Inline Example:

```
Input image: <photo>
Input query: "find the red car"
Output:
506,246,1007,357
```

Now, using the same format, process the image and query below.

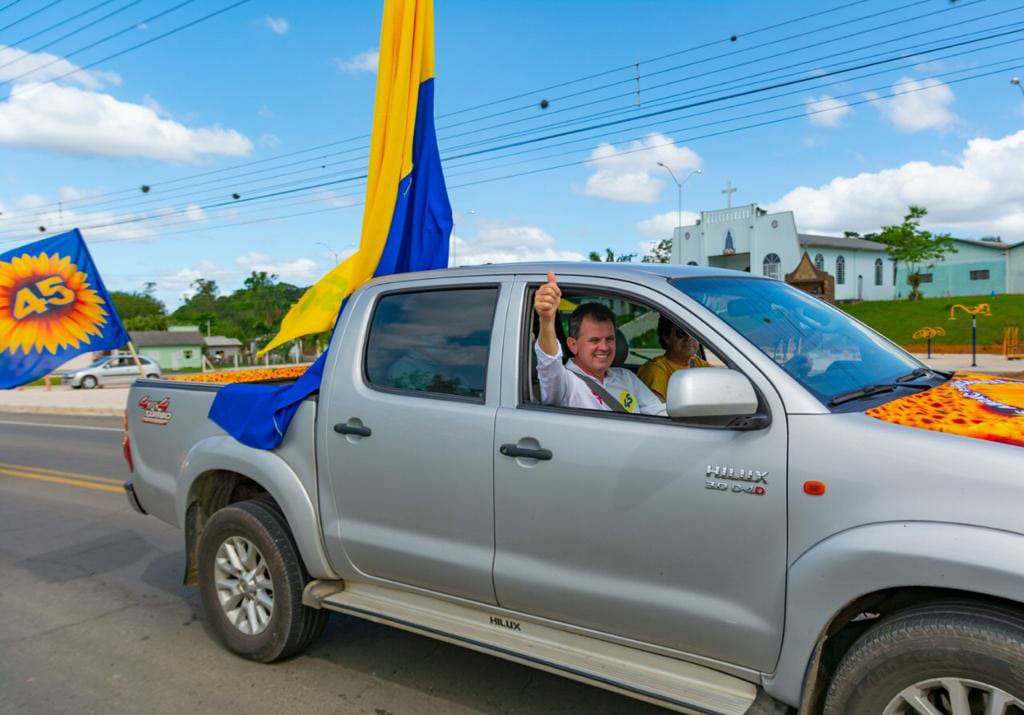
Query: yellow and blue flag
0,229,128,389
210,0,452,448
262,0,451,354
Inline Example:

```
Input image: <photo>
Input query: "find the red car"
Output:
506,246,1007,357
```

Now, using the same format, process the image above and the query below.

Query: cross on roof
721,180,737,208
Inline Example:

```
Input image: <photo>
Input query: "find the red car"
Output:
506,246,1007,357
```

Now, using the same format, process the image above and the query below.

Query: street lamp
315,241,339,265
451,210,476,267
657,163,702,233
1012,77,1024,97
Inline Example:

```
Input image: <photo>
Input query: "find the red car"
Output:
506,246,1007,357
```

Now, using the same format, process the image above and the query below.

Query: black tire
197,499,327,662
145,373,159,379
824,601,1024,714
81,375,97,389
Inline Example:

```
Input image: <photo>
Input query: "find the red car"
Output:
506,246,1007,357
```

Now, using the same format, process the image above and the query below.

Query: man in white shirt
534,272,666,416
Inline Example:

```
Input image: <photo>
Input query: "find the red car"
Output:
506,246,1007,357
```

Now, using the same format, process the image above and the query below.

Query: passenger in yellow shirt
638,316,710,401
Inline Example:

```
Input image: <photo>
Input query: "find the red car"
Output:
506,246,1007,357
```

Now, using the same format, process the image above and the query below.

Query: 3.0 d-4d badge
705,465,768,495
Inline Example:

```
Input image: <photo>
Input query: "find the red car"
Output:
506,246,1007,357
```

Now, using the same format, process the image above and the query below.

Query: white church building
671,203,1024,301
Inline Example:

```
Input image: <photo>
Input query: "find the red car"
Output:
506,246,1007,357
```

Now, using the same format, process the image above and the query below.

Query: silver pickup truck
124,263,1024,715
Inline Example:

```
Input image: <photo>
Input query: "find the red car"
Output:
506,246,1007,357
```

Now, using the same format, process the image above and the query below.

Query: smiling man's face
567,316,616,379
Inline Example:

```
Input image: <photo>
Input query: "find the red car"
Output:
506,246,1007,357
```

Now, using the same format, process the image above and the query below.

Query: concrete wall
894,242,1007,298
140,344,203,370
805,248,893,301
1007,243,1024,295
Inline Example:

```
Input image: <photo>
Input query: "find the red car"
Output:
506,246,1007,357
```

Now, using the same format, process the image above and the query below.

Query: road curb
0,405,124,417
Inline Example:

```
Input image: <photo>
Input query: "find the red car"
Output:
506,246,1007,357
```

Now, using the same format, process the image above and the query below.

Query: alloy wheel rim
214,535,274,635
883,677,1024,715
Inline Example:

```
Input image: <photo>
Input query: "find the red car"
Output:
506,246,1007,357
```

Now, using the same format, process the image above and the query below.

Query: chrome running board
305,580,756,715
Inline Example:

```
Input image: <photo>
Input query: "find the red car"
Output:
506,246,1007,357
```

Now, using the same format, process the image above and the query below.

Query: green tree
876,206,957,301
641,237,672,264
588,248,636,263
110,290,166,322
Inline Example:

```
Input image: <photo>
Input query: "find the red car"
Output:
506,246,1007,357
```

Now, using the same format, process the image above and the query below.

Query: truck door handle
334,422,371,437
499,444,552,460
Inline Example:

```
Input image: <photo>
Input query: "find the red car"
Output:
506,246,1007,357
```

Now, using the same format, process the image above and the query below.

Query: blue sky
0,0,1022,308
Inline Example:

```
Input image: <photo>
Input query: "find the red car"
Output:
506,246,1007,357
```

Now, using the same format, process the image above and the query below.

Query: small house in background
130,326,204,370
205,335,242,366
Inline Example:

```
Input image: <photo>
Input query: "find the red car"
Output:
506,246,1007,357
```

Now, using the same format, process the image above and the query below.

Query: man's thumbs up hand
534,272,561,322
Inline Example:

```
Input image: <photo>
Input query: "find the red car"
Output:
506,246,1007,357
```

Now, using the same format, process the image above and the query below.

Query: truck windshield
670,276,924,407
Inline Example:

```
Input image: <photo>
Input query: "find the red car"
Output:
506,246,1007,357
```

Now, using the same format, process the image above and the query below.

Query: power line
0,0,891,214
442,53,1023,180
0,0,63,34
0,0,142,76
436,0,873,120
3,54,1015,244
0,0,197,93
441,25,1024,164
438,0,950,134
0,0,117,54
2,13,1014,235
0,1,27,16
441,7,1023,152
445,62,1021,193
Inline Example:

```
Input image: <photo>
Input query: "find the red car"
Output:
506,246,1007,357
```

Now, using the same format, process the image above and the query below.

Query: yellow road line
0,461,124,485
0,467,123,494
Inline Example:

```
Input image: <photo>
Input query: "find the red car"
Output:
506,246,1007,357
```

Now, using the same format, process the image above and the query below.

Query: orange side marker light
803,480,826,496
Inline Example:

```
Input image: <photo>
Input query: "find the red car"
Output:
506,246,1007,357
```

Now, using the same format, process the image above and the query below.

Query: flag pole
125,341,146,376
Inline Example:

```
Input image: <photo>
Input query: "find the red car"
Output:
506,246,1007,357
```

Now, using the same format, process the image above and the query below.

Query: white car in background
64,355,161,389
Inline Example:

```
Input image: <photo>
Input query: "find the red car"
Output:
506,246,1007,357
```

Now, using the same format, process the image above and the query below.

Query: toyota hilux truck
123,262,1024,715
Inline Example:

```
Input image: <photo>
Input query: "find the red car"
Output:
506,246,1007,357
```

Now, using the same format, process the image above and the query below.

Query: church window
813,254,824,271
762,253,782,280
874,258,883,286
835,256,846,285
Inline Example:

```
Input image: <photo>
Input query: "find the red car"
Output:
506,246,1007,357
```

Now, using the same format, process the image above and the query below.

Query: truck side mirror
665,368,759,419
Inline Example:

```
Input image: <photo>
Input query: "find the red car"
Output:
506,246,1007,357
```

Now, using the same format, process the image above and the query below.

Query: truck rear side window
365,287,498,401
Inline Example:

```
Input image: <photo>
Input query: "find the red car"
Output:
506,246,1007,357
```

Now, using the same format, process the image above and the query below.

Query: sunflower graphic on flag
0,229,128,389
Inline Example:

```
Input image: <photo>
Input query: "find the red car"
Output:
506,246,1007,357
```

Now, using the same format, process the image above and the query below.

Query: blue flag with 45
0,229,128,389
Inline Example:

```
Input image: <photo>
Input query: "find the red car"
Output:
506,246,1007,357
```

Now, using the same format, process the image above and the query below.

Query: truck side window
365,287,499,401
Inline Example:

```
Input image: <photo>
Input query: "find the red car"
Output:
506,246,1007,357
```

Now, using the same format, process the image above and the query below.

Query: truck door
492,275,788,672
319,278,510,605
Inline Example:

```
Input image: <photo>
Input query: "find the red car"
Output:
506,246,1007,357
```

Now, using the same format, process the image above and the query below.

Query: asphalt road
0,412,662,715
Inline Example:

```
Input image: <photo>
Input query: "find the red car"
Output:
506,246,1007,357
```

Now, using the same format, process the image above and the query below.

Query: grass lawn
840,294,1024,348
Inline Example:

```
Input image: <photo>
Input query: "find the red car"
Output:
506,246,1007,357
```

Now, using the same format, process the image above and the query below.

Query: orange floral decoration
0,251,108,355
867,372,1024,448
170,365,310,385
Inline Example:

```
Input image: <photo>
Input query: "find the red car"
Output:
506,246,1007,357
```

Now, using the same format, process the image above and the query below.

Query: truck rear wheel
823,601,1024,714
197,499,327,662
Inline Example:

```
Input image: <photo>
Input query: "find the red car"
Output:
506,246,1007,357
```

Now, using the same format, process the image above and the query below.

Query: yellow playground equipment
1005,327,1024,360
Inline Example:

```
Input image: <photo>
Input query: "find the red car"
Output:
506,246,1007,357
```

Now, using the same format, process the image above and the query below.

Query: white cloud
455,224,586,266
583,133,701,203
235,252,319,281
869,77,957,132
262,17,289,34
335,49,379,74
636,210,701,238
0,45,119,89
0,82,253,162
183,204,206,223
804,94,852,127
311,188,358,209
258,133,281,149
764,129,1024,241
257,104,274,118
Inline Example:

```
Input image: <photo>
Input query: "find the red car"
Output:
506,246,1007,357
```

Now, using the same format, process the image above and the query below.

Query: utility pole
1012,77,1024,97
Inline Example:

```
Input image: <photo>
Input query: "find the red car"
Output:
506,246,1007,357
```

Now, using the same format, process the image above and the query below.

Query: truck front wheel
197,499,328,662
823,601,1024,714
